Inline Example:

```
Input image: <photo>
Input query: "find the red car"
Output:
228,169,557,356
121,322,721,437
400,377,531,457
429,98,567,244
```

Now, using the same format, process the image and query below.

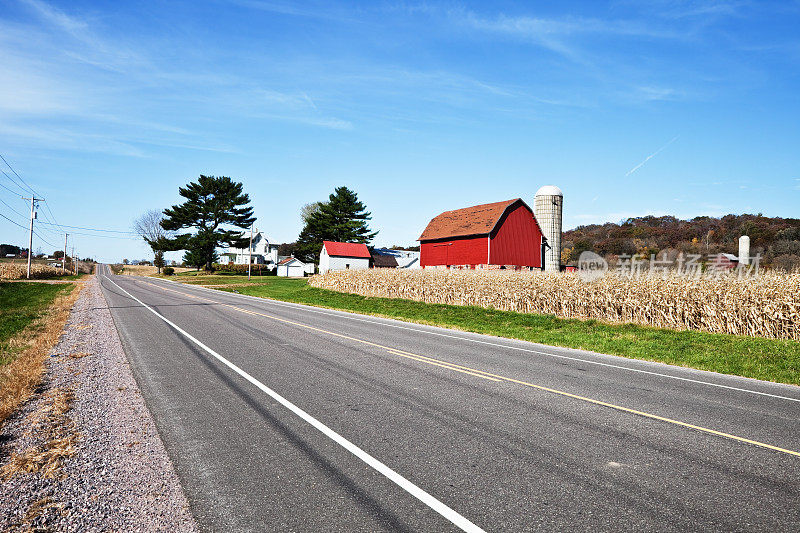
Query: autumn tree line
562,214,800,271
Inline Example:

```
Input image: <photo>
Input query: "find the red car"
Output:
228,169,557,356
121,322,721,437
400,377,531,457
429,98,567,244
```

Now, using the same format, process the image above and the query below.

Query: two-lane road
97,265,800,531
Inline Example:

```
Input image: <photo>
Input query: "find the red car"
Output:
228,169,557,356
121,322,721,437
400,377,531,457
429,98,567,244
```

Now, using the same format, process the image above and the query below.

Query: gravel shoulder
0,275,198,531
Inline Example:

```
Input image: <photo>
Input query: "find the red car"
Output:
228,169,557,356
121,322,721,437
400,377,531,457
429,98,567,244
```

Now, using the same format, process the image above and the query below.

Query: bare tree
300,201,325,224
133,209,174,273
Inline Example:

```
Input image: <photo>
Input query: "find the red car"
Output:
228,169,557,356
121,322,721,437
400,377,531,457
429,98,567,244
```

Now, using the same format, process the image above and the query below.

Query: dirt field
118,265,193,276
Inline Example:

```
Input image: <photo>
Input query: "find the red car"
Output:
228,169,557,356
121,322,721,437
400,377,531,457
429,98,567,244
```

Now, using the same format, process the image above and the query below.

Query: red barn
418,198,545,269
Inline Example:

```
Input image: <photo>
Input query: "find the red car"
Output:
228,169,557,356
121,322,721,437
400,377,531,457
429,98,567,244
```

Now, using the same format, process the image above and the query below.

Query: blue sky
1,0,798,262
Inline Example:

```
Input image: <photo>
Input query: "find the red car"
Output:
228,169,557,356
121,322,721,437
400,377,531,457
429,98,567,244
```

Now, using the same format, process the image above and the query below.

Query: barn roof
323,241,371,258
371,252,399,268
418,198,533,241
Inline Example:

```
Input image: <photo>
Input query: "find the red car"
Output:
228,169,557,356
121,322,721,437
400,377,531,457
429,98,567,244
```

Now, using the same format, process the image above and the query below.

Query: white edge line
103,273,485,533
144,273,800,404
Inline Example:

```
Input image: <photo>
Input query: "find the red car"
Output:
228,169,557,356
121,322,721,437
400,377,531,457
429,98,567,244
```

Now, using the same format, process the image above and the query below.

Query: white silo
534,185,563,272
739,235,750,265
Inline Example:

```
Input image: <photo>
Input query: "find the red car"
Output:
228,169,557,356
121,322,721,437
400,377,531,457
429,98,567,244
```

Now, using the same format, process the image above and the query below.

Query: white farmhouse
319,241,370,274
224,229,279,267
277,257,307,277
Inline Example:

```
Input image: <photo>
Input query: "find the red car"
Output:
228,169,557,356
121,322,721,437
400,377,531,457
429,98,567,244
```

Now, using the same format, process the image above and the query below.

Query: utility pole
72,245,76,275
22,196,43,279
247,224,254,281
63,233,68,274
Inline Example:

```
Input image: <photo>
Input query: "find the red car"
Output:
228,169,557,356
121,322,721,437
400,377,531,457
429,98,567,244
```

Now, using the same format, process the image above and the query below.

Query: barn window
345,263,350,269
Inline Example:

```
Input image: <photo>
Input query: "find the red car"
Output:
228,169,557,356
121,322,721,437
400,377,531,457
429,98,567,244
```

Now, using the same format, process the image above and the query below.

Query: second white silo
534,185,563,272
739,235,750,265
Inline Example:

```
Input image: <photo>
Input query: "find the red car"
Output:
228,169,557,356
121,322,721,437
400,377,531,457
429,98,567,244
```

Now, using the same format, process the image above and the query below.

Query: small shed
711,253,740,270
277,257,307,277
319,241,370,274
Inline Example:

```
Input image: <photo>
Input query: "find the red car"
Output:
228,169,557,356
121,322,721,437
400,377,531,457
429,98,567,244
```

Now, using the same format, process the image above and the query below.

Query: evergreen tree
153,250,165,272
183,247,216,270
295,186,377,263
161,175,255,271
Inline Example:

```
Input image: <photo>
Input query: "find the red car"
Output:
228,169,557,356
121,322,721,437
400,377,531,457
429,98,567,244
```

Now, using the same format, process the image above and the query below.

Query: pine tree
153,250,165,273
295,186,377,263
161,175,255,271
183,247,216,270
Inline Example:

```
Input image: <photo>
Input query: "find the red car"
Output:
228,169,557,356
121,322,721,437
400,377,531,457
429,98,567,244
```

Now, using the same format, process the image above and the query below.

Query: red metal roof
323,241,371,258
419,199,526,241
278,257,298,265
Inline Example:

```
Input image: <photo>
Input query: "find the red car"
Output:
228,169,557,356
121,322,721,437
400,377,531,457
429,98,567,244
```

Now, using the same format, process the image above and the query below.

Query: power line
0,171,27,196
4,201,62,239
34,223,64,238
32,230,57,248
2,207,57,249
0,157,67,259
0,196,27,220
42,199,65,233
37,220,138,234
0,154,37,196
0,211,29,231
67,231,142,240
37,201,56,226
0,154,146,251
0,156,71,245
0,212,54,248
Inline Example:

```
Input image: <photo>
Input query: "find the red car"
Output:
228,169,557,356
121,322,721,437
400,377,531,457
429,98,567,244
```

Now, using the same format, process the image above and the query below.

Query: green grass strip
0,282,74,365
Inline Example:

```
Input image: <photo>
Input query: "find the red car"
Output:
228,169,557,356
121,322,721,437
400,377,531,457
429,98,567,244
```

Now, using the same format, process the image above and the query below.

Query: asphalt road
96,265,800,532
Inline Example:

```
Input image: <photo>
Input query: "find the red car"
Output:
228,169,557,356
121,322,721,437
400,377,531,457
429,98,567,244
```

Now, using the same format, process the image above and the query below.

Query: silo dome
535,185,563,197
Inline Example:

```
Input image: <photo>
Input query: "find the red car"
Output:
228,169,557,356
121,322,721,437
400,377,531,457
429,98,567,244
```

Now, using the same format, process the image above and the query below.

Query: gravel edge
0,275,199,532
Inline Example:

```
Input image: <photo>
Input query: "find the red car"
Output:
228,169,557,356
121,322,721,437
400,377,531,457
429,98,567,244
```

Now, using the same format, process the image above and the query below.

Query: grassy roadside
165,273,800,386
0,281,81,424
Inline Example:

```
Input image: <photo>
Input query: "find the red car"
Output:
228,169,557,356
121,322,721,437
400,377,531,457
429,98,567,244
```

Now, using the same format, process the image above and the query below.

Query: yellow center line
384,348,502,382
140,279,800,458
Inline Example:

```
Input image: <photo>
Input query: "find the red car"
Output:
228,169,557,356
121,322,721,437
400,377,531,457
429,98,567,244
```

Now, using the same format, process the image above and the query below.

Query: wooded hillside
562,214,800,270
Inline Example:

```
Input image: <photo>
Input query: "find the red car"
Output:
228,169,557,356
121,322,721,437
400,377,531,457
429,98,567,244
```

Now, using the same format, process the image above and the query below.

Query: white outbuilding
277,257,307,277
319,241,371,274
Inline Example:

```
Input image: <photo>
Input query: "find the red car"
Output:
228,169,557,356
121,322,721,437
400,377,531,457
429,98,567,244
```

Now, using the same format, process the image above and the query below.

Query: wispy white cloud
20,0,87,36
625,135,680,176
229,0,357,23
0,122,147,157
303,117,353,130
1,0,358,157
641,0,746,19
635,86,682,101
453,10,681,63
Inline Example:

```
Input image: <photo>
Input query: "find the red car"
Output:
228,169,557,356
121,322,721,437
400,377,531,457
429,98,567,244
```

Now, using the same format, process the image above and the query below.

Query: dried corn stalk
309,269,800,340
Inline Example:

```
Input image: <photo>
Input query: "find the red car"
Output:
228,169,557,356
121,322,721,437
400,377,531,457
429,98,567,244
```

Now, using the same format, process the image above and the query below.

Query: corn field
0,263,63,280
309,269,800,340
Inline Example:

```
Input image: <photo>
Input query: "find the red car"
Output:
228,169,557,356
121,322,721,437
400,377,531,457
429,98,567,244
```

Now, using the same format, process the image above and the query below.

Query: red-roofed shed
322,241,371,259
319,241,372,273
418,199,545,269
